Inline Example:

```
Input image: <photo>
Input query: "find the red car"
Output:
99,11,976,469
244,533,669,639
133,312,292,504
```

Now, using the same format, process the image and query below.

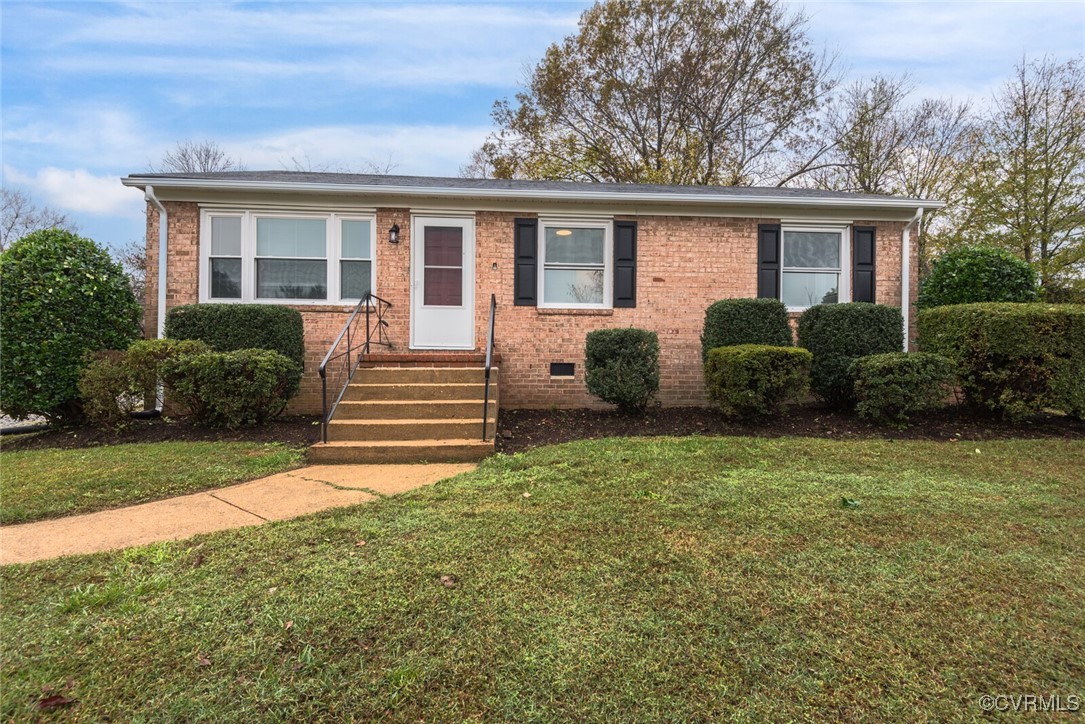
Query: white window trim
780,224,851,312
537,218,613,310
198,209,377,306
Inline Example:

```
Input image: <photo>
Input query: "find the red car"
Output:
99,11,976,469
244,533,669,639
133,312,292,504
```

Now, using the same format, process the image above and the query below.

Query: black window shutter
613,220,637,308
852,226,876,303
757,224,781,299
513,218,537,306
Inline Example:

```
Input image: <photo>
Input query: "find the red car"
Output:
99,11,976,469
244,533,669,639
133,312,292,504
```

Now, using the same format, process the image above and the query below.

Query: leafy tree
957,56,1085,293
1,229,141,421
470,0,837,186
0,188,76,251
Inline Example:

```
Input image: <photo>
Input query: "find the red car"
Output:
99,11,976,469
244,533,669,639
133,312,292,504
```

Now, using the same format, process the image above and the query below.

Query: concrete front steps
309,361,498,464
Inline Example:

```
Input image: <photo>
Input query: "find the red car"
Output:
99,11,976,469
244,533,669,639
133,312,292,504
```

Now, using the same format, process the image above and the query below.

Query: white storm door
410,216,475,349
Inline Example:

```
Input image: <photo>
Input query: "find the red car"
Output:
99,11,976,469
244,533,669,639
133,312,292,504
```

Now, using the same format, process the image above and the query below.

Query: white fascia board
120,176,944,212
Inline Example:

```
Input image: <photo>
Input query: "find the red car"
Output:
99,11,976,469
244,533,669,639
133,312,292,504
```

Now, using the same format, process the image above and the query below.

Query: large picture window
780,228,848,310
200,211,375,304
538,220,611,308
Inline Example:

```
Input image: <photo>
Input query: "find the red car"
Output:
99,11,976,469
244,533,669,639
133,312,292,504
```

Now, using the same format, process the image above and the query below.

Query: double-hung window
202,211,375,304
209,216,243,299
538,220,612,308
780,227,849,310
255,217,327,300
339,219,374,300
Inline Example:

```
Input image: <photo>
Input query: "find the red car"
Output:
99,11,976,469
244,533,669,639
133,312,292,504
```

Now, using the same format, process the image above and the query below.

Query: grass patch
0,442,305,524
2,436,1083,720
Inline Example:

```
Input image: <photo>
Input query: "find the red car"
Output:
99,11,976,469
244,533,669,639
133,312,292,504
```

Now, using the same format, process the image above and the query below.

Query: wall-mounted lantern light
389,224,400,244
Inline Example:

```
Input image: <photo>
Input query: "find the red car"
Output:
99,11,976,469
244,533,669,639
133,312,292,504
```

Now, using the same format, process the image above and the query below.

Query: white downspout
145,186,168,412
901,207,923,352
145,186,168,339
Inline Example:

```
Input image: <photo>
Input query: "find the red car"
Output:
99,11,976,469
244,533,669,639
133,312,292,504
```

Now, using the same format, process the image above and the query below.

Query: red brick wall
148,202,913,412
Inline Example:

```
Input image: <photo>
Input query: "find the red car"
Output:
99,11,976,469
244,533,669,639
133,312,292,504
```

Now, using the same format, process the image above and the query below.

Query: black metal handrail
318,292,392,443
481,293,496,441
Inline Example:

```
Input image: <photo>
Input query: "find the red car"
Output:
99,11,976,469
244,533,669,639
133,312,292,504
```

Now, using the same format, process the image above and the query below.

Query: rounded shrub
126,338,212,397
917,245,1037,309
161,349,302,428
917,303,1085,420
79,350,141,429
78,338,214,426
585,328,660,412
797,303,904,409
701,298,792,360
852,352,957,428
705,345,812,419
0,229,141,421
165,304,305,369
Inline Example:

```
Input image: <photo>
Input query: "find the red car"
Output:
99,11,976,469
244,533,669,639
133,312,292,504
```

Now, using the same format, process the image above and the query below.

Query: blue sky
2,0,1083,253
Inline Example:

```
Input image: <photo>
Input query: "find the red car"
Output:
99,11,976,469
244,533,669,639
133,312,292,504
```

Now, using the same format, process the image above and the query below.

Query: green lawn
2,436,1083,720
0,442,305,524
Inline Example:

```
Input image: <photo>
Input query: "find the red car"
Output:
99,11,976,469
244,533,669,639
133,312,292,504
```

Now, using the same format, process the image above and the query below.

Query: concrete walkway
0,463,476,565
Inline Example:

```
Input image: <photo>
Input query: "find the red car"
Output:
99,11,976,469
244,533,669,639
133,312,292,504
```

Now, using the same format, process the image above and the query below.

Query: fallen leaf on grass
355,540,367,547
36,694,77,711
522,492,531,498
284,620,294,631
196,655,212,667
439,574,457,588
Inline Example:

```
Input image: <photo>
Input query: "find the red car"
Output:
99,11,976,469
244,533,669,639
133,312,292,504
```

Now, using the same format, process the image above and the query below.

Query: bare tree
799,75,976,273
894,97,976,273
152,140,243,173
281,153,399,175
0,188,76,251
459,146,498,179
811,75,917,194
470,0,837,186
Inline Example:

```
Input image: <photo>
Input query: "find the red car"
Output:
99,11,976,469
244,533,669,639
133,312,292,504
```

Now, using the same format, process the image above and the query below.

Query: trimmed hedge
165,304,305,369
917,245,1037,309
701,298,792,360
917,303,1085,420
797,303,904,409
79,351,141,429
161,349,302,428
852,352,957,428
78,339,212,427
585,328,660,411
0,229,140,421
705,345,812,419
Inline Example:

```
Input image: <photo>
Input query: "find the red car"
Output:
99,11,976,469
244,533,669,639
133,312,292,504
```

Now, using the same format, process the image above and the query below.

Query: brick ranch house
122,172,937,460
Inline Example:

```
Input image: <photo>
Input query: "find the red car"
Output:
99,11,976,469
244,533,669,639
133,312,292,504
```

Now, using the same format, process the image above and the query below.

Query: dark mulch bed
495,405,1085,454
5,407,1081,456
0,415,322,452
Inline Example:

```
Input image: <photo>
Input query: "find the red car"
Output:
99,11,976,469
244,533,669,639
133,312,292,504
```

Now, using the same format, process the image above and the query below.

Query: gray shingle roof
124,171,937,206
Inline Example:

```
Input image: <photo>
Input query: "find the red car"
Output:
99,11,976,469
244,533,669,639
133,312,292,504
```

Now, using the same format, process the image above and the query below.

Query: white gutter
144,185,168,339
121,176,944,212
901,207,923,352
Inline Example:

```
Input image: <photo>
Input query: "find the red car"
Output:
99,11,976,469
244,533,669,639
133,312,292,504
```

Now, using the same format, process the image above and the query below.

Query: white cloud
232,123,491,176
4,165,144,218
35,3,579,90
2,105,154,170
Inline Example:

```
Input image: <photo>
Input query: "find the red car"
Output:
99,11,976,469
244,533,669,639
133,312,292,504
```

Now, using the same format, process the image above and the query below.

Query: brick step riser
342,384,491,402
309,444,493,464
353,368,497,384
328,421,496,442
334,401,497,420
